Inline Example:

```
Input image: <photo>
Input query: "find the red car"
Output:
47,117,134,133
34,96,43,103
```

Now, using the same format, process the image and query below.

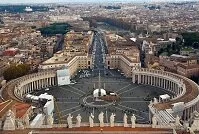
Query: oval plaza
1,31,199,133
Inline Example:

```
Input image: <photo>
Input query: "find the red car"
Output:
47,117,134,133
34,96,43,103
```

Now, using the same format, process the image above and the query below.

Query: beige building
39,52,92,76
105,34,141,77
39,31,94,76
160,54,199,77
177,64,199,78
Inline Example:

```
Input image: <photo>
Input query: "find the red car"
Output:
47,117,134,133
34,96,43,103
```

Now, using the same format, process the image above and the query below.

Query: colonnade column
41,79,43,88
158,77,160,87
52,77,55,85
145,75,147,84
138,74,141,84
49,77,52,86
46,78,50,86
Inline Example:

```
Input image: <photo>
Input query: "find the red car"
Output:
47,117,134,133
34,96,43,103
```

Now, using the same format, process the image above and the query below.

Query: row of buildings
38,31,141,78
38,31,94,76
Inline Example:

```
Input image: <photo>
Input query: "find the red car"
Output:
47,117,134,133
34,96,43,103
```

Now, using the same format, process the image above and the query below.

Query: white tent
159,94,170,102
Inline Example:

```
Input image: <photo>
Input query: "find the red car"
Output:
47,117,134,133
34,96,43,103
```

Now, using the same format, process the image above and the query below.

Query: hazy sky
0,0,195,4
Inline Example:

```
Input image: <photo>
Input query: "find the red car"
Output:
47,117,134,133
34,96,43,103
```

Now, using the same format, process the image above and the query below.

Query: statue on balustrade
67,113,73,128
152,114,157,128
187,127,195,134
46,115,53,125
172,128,177,134
76,114,82,127
123,113,128,127
98,111,104,127
3,110,16,130
89,113,94,127
131,114,136,128
24,114,30,127
191,111,199,131
110,113,116,127
17,121,24,129
175,115,182,128
153,97,158,104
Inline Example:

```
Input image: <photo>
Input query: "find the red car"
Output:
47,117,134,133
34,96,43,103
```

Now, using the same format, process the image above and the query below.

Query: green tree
3,64,30,81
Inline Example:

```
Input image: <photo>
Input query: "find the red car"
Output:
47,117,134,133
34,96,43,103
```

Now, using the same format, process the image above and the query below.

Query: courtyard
35,69,173,124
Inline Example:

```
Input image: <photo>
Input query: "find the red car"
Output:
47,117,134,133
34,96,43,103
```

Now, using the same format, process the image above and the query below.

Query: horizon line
0,0,198,5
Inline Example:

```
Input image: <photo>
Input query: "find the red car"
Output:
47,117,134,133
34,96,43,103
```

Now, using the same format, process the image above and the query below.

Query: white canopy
93,89,106,98
160,94,170,100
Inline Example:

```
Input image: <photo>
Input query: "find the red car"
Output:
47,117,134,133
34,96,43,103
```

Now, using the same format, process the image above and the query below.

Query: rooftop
0,100,31,118
106,34,140,63
154,76,199,110
13,102,31,118
41,52,88,65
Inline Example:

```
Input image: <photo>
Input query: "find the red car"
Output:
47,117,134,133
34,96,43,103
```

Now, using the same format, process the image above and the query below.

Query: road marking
118,104,149,115
60,108,82,118
118,85,143,95
113,106,145,120
59,87,82,96
59,105,81,114
68,85,86,94
115,84,131,93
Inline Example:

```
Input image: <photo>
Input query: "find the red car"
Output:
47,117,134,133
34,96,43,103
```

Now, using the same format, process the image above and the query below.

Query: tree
3,64,30,81
182,32,199,47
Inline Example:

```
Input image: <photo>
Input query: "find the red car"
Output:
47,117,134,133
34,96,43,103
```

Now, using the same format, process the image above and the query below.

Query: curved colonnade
1,69,199,122
132,68,199,121
13,71,57,101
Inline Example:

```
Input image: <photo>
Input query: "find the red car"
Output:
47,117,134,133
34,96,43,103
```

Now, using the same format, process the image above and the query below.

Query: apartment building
105,34,141,77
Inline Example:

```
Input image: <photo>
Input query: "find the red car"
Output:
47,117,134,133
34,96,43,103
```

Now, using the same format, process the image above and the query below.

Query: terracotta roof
177,64,199,70
0,100,15,118
0,99,31,118
154,78,199,110
13,102,31,118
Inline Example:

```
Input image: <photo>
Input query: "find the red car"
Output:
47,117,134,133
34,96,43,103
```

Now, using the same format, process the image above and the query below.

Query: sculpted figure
153,97,158,104
152,115,157,128
175,115,181,127
131,114,136,128
98,112,104,127
110,113,116,127
123,113,128,127
191,111,199,131
67,113,73,128
76,114,82,127
89,113,94,127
